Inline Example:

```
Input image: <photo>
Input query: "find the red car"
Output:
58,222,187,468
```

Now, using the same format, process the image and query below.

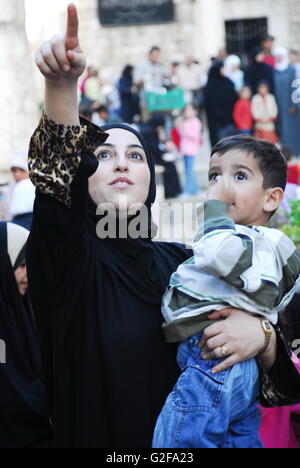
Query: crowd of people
75,33,300,201
0,5,300,449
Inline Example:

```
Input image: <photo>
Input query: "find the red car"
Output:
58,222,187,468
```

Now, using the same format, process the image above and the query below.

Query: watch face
264,321,272,332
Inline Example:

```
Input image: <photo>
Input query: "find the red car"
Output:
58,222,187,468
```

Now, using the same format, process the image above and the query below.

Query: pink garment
80,76,88,94
259,355,300,448
177,118,202,156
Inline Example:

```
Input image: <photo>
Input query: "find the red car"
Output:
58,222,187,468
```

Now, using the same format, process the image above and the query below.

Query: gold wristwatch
259,319,273,354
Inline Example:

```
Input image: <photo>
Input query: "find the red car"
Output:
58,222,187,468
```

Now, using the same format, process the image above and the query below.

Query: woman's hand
199,308,277,374
35,3,86,86
35,4,85,125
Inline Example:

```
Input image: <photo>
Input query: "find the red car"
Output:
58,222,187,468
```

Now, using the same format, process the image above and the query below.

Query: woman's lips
109,177,134,188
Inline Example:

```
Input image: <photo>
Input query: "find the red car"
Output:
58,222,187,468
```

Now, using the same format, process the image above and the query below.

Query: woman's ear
263,187,284,214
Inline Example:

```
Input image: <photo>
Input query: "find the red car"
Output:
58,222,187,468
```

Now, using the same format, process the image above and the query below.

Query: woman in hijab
140,114,182,199
224,55,244,92
204,61,238,147
245,46,275,96
0,222,51,448
28,5,300,448
118,65,140,124
274,47,300,156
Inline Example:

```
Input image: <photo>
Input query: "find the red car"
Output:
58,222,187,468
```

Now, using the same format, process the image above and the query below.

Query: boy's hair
211,135,288,191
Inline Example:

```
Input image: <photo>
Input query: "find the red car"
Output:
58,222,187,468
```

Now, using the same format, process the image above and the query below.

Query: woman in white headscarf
274,47,300,155
224,55,244,92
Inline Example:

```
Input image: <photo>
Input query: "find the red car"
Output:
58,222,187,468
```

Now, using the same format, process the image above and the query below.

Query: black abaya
27,115,191,448
27,113,300,448
0,222,51,448
204,62,238,147
244,47,275,95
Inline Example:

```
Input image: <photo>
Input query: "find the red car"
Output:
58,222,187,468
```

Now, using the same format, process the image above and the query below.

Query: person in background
84,67,103,103
281,146,300,186
224,55,244,92
92,104,122,127
0,222,52,448
79,64,96,96
176,104,202,197
290,50,300,79
135,46,166,122
204,61,237,147
261,34,276,68
245,47,275,95
274,47,300,156
118,65,140,124
176,55,207,108
217,48,228,62
233,86,253,135
252,82,278,144
279,146,299,215
1,149,35,230
141,115,182,199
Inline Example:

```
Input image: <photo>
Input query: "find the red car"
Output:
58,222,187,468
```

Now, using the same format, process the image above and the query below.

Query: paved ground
153,129,211,246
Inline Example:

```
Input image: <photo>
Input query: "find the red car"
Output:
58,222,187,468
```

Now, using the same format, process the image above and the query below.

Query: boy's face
208,149,281,226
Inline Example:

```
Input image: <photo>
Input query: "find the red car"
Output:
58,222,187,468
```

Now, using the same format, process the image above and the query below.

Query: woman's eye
209,173,219,181
235,172,247,181
129,152,143,161
97,151,112,160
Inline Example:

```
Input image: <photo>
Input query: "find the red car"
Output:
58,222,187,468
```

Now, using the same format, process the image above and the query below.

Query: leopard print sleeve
28,112,108,208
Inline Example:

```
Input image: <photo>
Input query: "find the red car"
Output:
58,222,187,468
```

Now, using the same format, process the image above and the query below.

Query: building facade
66,0,300,82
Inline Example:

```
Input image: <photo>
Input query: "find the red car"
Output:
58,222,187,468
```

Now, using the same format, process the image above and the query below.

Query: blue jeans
183,156,198,196
153,333,263,448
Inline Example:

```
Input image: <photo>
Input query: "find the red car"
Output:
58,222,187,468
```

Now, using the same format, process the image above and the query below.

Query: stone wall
288,0,300,51
76,0,201,84
0,0,38,183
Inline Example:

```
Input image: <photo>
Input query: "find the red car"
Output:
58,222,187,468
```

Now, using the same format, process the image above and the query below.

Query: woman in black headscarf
0,222,51,448
140,114,182,199
118,65,140,124
27,4,300,448
204,61,238,147
244,46,275,96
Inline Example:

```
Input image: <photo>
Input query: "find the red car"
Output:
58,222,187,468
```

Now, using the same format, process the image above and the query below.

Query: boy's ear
263,187,284,214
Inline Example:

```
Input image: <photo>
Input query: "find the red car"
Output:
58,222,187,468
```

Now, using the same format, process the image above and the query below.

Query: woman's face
15,263,28,296
275,54,284,64
89,128,151,216
255,52,265,63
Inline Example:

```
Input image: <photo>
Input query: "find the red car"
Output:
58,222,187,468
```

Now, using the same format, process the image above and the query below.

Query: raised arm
35,3,85,125
193,178,253,286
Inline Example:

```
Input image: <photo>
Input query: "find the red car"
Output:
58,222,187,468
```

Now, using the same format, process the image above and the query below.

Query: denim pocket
172,357,227,413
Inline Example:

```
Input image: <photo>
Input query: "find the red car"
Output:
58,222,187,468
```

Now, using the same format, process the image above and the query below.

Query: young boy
153,135,300,448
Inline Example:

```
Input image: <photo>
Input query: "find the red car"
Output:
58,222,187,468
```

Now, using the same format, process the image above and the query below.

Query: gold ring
221,345,228,357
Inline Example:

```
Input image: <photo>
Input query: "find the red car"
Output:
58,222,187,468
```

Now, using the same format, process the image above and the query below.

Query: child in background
233,86,253,135
252,82,279,143
176,104,202,197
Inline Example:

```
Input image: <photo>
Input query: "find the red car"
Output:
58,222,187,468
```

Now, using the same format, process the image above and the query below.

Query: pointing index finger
66,3,79,51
